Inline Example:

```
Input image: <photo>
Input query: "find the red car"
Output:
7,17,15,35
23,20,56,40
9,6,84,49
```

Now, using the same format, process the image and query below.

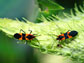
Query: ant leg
65,39,67,42
25,40,28,45
33,34,37,35
28,30,32,34
57,44,63,48
37,41,40,47
33,34,41,37
67,30,71,32
60,32,63,34
55,34,58,36
20,29,26,33
71,38,75,41
34,38,41,47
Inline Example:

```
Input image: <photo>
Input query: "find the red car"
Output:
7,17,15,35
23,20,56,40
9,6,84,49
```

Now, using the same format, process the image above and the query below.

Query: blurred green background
0,0,83,63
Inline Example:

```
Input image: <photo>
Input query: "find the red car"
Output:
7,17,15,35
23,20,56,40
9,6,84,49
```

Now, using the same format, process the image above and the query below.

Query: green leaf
37,0,64,10
0,5,84,63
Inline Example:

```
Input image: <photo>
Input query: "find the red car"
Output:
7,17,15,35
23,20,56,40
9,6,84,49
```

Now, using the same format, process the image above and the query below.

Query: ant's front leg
20,29,26,33
67,30,71,32
28,30,32,34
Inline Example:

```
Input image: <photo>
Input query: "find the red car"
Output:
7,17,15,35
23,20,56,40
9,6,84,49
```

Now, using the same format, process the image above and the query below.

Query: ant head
69,31,78,37
56,36,64,40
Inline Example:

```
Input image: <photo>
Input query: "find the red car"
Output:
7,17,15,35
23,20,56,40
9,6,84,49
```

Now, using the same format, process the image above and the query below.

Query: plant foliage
0,5,84,63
